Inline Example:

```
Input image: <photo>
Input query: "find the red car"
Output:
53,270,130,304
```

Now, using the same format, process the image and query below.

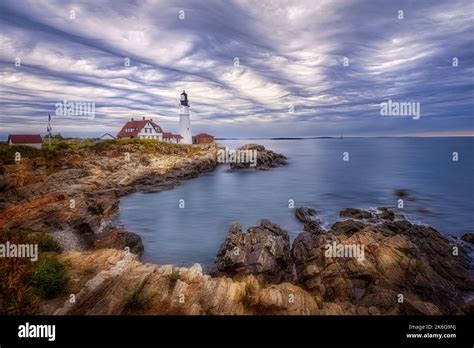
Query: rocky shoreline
209,208,474,315
0,140,219,251
0,141,287,252
39,207,474,315
1,141,473,315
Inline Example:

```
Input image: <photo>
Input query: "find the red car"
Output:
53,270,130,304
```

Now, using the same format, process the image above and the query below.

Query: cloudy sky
0,0,473,138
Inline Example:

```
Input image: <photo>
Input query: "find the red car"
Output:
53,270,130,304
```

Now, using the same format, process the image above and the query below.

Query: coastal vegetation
0,138,203,179
31,255,69,299
125,282,150,311
0,138,197,162
168,267,182,286
0,229,68,314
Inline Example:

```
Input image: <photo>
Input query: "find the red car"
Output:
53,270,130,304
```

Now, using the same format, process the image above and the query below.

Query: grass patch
1,229,61,253
27,232,61,253
31,255,69,299
90,138,190,156
0,140,69,167
0,143,42,166
0,138,196,174
186,146,202,157
0,229,67,313
0,257,40,314
169,267,181,286
125,283,149,310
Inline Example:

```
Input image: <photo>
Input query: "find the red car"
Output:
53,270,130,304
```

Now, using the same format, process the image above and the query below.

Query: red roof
193,133,214,138
163,133,182,140
8,134,43,144
117,119,163,138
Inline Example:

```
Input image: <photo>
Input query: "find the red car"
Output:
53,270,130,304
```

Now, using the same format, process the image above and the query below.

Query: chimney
143,116,146,120
150,118,153,122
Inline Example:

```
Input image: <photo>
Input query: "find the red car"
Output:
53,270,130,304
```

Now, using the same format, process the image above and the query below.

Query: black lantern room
180,90,189,106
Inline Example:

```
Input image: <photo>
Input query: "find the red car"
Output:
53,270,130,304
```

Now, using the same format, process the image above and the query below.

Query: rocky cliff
39,208,473,316
0,140,218,250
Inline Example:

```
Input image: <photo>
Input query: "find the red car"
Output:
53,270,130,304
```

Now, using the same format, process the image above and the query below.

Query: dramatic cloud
0,0,472,138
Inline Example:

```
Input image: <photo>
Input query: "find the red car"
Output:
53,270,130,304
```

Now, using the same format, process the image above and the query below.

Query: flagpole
47,113,51,146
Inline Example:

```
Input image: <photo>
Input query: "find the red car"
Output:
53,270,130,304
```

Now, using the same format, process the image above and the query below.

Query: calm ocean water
114,138,474,268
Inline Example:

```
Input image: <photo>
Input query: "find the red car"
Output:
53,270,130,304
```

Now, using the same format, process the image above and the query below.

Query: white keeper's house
117,117,182,143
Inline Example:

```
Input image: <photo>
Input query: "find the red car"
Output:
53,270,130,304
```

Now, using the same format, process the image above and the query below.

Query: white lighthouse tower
178,90,192,144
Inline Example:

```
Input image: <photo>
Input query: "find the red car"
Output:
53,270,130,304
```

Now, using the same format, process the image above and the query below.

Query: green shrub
169,267,181,286
27,232,61,253
0,143,42,166
31,255,69,299
0,229,66,313
125,284,149,310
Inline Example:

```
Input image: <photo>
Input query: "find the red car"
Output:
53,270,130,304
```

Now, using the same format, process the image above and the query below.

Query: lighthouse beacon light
178,90,192,144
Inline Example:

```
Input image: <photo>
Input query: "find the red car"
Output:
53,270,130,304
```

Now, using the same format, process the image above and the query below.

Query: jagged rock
403,298,442,315
93,227,144,255
456,299,474,315
461,232,474,244
339,208,374,219
295,207,322,233
45,249,318,315
209,219,293,283
376,207,395,221
330,219,366,236
229,144,287,170
86,192,119,217
291,209,474,315
295,207,317,223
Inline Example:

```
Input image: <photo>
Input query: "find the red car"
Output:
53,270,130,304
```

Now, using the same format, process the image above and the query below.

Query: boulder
295,207,318,223
376,207,396,221
93,227,144,256
339,208,374,220
229,144,287,170
295,207,322,233
209,219,293,283
461,232,474,244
